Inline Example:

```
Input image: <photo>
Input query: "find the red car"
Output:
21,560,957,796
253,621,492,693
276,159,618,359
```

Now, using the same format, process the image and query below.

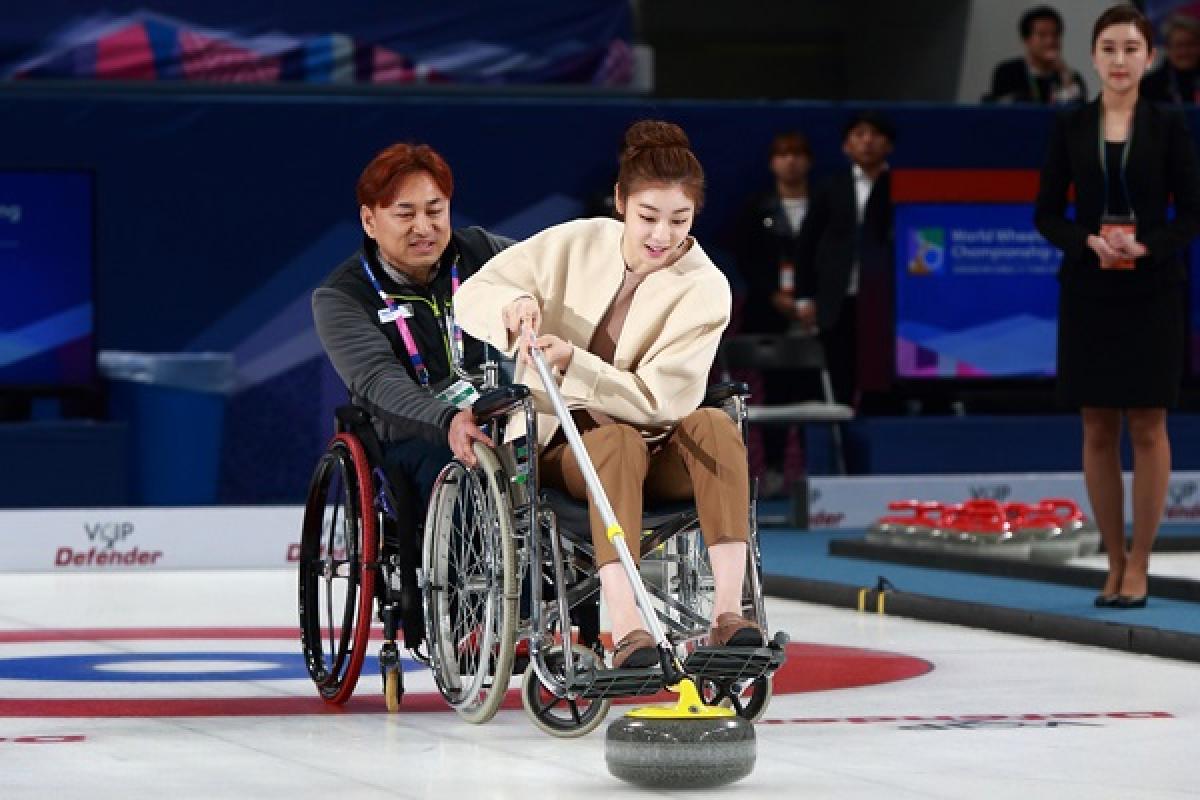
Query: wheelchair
298,360,787,734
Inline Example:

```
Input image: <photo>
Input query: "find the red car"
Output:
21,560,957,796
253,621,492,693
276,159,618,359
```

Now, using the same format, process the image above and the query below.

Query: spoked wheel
521,644,612,738
298,434,378,704
423,442,518,724
699,673,772,722
672,527,715,637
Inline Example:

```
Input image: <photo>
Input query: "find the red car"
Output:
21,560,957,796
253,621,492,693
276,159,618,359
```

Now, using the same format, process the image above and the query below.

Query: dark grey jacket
312,227,512,444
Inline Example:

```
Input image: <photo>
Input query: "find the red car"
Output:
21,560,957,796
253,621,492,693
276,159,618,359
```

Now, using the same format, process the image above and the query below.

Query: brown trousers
539,407,749,567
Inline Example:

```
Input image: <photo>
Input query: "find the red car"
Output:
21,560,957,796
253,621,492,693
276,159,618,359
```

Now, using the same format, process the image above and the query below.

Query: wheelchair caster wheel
384,669,403,713
379,640,403,713
700,674,772,723
521,644,611,738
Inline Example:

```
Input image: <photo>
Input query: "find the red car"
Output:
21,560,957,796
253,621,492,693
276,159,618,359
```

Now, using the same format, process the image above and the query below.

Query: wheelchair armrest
334,404,373,432
472,385,531,422
333,404,387,466
702,381,751,407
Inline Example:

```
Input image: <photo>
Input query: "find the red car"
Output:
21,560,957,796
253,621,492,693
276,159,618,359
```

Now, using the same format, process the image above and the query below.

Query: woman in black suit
1035,4,1200,608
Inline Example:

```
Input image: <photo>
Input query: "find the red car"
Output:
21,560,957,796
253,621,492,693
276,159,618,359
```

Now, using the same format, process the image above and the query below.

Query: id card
434,378,481,410
1099,216,1137,270
378,304,414,324
779,261,795,292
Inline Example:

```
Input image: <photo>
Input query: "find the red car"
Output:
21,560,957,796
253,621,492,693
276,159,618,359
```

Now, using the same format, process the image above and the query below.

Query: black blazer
985,57,1087,104
1034,98,1200,297
796,168,892,330
732,191,803,334
1141,64,1199,106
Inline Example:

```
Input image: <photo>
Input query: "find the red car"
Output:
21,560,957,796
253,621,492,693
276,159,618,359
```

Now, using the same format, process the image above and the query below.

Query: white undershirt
848,164,883,297
781,196,808,234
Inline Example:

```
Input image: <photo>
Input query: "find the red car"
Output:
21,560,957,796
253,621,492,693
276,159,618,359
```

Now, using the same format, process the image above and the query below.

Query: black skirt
1057,285,1185,408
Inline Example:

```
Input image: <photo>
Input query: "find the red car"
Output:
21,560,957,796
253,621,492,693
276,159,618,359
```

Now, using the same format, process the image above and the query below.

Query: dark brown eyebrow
636,202,692,215
391,198,444,209
1097,35,1145,46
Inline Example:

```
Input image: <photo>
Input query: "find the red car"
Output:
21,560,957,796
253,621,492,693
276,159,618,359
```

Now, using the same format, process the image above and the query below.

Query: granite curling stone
605,714,756,788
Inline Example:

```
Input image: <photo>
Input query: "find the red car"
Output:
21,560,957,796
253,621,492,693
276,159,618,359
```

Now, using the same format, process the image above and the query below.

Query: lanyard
1097,105,1135,218
1027,70,1043,103
359,252,462,387
445,263,464,365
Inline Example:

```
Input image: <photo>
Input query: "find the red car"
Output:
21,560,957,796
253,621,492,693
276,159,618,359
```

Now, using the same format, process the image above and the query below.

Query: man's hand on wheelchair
502,296,542,336
448,409,494,467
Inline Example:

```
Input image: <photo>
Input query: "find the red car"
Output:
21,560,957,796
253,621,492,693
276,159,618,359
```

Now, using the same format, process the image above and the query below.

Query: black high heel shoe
1112,595,1147,609
1093,593,1120,608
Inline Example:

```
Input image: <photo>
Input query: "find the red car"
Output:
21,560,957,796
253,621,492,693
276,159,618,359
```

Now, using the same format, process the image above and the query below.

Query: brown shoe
611,629,658,669
710,613,764,647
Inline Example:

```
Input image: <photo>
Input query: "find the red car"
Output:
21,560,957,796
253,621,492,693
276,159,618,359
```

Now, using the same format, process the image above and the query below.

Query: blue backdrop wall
0,88,1160,501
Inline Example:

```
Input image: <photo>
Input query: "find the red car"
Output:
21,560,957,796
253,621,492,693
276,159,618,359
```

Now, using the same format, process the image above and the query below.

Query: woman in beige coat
455,120,762,668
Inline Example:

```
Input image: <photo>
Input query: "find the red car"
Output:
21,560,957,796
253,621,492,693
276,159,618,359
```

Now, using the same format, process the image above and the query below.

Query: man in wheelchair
313,142,511,486
306,142,511,703
456,120,766,671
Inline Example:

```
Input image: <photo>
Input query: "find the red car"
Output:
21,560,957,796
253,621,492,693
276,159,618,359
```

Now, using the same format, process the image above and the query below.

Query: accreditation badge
378,304,414,324
434,378,482,410
1099,215,1137,270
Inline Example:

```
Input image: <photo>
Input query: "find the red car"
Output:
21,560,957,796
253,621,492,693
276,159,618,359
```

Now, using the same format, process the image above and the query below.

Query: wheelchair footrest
683,644,784,683
568,667,664,700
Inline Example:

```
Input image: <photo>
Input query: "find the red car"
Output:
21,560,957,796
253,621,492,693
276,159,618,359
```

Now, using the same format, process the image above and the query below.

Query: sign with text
895,203,1061,379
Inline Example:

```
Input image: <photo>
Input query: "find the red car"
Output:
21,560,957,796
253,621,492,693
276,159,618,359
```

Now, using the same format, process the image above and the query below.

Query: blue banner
895,203,1061,379
0,1,632,86
1145,1,1200,28
0,171,94,388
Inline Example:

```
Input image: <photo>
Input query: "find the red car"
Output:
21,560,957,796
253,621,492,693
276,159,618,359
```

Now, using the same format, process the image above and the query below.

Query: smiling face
359,170,451,280
615,183,695,273
1092,23,1153,96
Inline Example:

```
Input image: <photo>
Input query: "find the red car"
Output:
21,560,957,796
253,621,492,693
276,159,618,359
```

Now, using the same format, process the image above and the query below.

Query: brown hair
356,143,454,209
770,131,812,158
1091,4,1154,51
1162,13,1200,44
615,120,705,211
1020,6,1063,40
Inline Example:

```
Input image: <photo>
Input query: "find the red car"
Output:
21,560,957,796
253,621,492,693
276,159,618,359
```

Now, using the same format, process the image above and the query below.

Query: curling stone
605,679,756,788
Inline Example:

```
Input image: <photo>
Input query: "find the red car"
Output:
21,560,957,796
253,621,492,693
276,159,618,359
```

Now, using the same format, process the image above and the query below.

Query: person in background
1142,13,1200,105
731,131,816,494
794,111,894,408
985,5,1087,104
1035,4,1200,609
734,131,815,336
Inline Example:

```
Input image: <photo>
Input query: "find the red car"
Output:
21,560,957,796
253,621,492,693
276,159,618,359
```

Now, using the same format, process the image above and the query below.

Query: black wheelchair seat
538,487,698,549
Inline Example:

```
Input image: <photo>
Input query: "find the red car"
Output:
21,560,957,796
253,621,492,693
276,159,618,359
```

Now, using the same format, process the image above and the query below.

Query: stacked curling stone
867,497,1100,563
938,500,1033,560
865,500,945,549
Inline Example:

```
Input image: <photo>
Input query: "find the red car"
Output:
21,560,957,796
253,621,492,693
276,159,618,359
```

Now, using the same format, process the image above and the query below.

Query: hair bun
615,118,706,211
622,120,691,157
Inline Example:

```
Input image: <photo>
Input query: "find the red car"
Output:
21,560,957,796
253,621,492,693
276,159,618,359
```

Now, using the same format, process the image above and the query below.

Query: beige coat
455,217,732,446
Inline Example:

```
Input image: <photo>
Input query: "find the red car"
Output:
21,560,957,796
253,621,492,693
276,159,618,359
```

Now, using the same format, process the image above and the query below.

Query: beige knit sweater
455,217,731,446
